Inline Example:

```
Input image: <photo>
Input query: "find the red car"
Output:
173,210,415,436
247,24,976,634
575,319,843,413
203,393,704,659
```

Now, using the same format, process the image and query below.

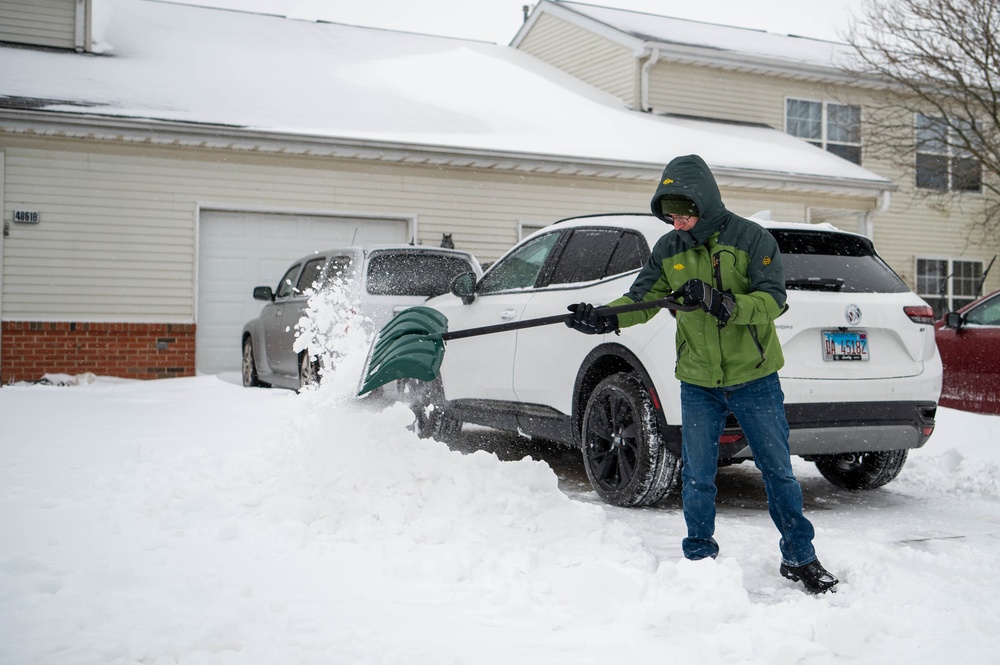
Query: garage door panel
197,211,408,374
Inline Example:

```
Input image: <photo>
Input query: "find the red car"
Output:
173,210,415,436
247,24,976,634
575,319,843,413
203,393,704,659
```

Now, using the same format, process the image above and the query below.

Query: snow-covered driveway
1,368,999,664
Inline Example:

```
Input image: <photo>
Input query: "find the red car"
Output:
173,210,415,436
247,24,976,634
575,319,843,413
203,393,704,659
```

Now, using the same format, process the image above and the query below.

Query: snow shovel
357,295,697,395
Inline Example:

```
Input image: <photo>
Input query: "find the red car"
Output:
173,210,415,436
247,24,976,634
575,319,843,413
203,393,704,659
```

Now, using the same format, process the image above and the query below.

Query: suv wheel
814,450,908,490
242,337,262,388
582,373,680,507
298,352,321,390
405,379,463,443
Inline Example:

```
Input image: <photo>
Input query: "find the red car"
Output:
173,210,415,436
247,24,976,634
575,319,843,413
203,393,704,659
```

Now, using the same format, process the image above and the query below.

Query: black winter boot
780,560,839,594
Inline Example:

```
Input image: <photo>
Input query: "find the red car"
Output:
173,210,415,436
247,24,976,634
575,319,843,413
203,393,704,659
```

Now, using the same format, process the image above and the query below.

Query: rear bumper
721,401,938,460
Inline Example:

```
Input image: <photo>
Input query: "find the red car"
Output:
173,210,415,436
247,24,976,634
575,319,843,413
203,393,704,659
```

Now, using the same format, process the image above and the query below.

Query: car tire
242,337,265,388
298,352,321,390
814,449,908,490
581,372,680,507
406,379,463,443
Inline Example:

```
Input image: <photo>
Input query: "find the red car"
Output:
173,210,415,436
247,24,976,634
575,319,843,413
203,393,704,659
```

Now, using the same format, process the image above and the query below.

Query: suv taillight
904,305,935,324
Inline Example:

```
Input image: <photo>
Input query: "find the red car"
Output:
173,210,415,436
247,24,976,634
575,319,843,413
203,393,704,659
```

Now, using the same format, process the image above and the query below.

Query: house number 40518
13,210,40,224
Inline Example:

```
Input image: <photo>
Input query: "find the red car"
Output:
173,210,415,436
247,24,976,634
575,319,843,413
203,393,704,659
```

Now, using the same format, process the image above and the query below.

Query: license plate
822,330,869,361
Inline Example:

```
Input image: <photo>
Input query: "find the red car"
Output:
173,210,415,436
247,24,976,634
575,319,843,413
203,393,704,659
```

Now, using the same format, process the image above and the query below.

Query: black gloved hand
676,279,736,324
565,302,619,335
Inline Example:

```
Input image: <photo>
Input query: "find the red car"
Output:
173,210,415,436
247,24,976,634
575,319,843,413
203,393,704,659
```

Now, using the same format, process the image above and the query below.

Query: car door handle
500,309,516,320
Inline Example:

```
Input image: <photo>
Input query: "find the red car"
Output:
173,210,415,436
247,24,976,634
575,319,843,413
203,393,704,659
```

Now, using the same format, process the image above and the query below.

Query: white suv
411,214,941,506
243,245,481,390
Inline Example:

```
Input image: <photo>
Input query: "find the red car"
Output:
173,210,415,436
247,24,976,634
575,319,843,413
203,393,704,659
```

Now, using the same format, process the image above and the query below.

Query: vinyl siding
0,0,80,50
647,60,802,128
517,13,638,107
0,134,886,323
644,62,999,294
0,136,645,322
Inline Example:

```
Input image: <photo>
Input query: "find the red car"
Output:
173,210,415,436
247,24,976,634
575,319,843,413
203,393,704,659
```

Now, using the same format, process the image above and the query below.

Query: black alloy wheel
581,373,679,507
404,378,463,443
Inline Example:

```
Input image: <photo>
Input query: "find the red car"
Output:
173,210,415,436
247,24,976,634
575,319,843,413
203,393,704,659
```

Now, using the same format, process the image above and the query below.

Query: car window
605,230,650,277
366,252,475,297
770,230,909,293
274,263,301,299
478,232,561,294
966,294,1000,325
295,258,327,294
546,229,622,285
320,256,354,289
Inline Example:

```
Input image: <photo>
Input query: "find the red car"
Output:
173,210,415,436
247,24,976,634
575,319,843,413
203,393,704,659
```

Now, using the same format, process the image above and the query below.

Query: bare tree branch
843,0,1000,244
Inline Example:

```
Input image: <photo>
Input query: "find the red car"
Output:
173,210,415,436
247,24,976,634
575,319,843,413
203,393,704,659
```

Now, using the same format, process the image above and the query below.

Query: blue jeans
679,373,816,566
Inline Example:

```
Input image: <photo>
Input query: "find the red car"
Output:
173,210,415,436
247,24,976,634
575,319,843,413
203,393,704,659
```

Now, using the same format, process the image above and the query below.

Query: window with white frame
915,114,982,192
786,99,862,164
916,257,984,317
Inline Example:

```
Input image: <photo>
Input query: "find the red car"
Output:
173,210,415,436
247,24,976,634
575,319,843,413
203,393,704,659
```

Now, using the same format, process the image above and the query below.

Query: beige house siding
516,12,638,107
0,0,85,51
645,61,869,131
638,62,1000,296
646,62,785,127
0,134,640,322
0,133,890,323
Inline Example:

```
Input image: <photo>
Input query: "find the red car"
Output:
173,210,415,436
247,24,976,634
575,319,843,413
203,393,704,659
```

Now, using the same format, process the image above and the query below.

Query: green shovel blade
358,306,449,395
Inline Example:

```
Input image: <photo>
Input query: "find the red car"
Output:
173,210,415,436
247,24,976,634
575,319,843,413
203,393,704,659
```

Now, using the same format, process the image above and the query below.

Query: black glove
676,279,736,324
565,302,619,335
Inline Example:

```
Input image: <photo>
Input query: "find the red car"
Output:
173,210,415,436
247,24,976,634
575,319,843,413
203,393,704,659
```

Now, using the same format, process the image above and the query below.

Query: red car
935,289,1000,414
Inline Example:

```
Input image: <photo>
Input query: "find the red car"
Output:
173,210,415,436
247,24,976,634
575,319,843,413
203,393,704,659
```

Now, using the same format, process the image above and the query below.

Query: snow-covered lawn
2,361,999,664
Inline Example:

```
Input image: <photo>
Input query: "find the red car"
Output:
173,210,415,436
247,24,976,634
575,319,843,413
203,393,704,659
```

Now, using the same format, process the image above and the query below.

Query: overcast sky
169,0,869,44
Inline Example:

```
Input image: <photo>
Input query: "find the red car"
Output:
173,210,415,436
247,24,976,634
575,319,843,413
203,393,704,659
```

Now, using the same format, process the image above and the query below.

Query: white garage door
197,210,409,374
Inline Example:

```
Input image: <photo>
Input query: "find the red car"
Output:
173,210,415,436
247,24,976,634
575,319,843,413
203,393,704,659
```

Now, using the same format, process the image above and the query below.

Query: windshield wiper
786,277,845,291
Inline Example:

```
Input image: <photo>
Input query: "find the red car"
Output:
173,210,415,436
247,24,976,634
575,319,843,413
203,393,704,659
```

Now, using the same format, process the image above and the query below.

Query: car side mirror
944,311,964,329
253,286,274,302
450,272,477,305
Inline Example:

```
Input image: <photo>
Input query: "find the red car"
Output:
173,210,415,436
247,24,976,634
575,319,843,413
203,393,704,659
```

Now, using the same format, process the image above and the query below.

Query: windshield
771,230,909,293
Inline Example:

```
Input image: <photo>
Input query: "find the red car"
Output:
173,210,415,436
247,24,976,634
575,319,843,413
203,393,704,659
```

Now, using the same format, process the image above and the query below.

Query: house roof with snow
0,0,891,195
517,1,862,82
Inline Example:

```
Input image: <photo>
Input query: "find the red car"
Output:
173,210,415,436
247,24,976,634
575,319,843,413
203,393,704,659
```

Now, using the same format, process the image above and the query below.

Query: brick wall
1,322,196,383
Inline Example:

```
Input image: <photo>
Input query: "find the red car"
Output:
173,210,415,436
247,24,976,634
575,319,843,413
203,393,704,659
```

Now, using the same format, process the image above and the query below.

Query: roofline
0,108,895,198
513,1,647,54
516,1,887,88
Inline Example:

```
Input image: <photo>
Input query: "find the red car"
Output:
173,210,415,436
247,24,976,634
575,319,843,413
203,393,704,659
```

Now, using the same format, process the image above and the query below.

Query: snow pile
898,408,1000,498
2,336,1000,662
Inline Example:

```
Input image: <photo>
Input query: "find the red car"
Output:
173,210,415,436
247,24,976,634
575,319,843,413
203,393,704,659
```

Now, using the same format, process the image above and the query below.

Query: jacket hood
650,154,729,246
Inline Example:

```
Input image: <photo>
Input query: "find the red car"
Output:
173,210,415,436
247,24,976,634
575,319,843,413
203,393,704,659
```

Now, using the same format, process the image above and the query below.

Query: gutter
0,108,896,199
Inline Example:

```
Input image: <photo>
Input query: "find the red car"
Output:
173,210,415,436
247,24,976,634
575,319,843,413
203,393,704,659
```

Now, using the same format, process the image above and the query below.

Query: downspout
861,190,891,238
74,0,88,52
640,47,660,112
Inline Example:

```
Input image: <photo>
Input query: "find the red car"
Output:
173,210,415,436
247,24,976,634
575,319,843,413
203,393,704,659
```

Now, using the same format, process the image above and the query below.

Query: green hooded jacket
609,154,787,388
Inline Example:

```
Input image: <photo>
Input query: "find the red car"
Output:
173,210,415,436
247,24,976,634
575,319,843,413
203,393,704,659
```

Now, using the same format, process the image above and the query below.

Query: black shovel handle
441,296,698,341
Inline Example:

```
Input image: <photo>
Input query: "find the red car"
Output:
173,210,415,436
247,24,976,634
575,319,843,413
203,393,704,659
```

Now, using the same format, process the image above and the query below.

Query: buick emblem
845,304,862,326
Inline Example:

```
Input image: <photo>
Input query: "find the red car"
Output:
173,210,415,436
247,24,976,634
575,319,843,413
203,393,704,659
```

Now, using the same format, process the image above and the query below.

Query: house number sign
13,210,40,224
